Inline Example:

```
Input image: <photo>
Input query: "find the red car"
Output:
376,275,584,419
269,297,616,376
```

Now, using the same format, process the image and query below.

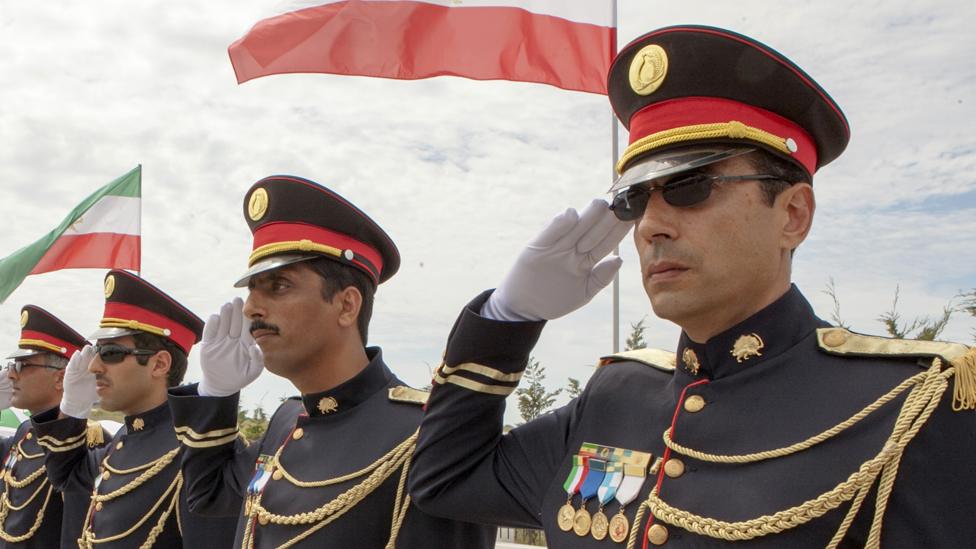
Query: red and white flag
0,166,141,303
229,0,616,94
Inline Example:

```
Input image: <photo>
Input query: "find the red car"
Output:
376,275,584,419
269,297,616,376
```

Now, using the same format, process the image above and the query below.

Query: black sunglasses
5,361,63,374
610,172,784,221
94,344,159,365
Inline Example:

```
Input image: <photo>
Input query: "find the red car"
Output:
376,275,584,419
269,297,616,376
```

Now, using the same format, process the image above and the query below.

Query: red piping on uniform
643,378,710,549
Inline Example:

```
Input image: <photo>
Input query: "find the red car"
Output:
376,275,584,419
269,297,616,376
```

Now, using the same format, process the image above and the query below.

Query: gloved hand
60,345,98,419
0,375,13,410
482,198,631,321
198,297,264,397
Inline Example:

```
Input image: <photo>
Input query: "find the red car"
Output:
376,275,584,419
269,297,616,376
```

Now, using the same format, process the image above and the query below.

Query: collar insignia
732,333,765,363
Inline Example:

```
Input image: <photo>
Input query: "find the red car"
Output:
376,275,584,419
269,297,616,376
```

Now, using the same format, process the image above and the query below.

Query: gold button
25,432,32,440
684,395,706,413
272,470,283,481
292,428,304,440
95,502,103,512
116,441,124,450
102,471,110,481
823,329,848,348
258,514,269,526
664,458,685,479
648,523,669,545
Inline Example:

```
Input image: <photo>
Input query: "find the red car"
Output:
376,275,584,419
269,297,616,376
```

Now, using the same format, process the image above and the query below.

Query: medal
591,509,610,540
247,454,274,496
592,464,624,540
573,506,592,536
609,512,630,543
557,455,588,531
574,458,606,536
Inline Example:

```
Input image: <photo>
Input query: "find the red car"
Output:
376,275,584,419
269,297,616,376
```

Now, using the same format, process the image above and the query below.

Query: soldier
0,305,104,548
409,25,976,548
30,270,237,548
166,175,495,548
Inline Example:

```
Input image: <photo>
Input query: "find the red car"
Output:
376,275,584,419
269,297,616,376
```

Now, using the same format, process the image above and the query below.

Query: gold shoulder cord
624,357,958,549
0,438,54,543
242,430,419,549
77,447,182,549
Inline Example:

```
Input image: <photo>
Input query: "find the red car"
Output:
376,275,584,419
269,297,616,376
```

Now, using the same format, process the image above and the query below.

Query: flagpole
611,0,620,354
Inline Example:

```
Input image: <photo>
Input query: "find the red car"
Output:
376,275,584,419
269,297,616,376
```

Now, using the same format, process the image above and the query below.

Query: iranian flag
0,166,141,303
229,0,616,94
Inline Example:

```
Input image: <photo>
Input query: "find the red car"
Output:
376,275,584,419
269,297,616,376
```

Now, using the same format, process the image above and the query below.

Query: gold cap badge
731,333,765,363
681,348,700,375
104,275,116,299
20,310,28,328
629,44,668,96
317,396,339,414
248,188,269,221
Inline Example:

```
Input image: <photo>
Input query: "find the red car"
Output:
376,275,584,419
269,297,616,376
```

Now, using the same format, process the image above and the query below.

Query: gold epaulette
599,348,676,374
817,327,976,411
85,421,104,448
388,386,429,405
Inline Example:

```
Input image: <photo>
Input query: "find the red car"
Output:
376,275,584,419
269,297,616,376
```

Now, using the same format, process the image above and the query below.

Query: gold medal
573,506,592,536
557,502,575,531
609,511,630,543
591,509,609,540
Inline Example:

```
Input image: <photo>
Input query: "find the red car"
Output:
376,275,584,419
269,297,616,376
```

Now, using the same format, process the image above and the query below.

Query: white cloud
0,1,973,424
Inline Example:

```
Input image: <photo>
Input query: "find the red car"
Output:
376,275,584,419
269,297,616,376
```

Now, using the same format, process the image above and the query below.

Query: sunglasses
94,344,159,364
5,361,63,374
610,172,784,221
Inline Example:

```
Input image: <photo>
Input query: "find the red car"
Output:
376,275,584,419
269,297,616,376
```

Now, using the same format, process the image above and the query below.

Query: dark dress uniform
168,347,496,548
31,401,238,548
1,305,103,548
410,287,976,547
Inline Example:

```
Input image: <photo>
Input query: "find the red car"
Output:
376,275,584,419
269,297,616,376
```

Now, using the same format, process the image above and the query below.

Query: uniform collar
124,400,172,433
674,285,823,381
300,347,391,417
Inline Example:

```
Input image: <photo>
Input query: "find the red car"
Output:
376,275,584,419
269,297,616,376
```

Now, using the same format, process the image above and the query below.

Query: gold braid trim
4,463,47,489
17,338,65,354
99,318,169,338
249,240,342,267
241,431,418,549
78,473,182,548
616,121,790,174
37,431,87,453
95,448,179,498
950,348,976,410
0,485,54,543
624,360,950,549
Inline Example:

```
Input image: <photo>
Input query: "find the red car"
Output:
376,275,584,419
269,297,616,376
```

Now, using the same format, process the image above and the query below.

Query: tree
516,357,561,423
239,405,270,442
877,285,953,341
566,377,583,399
625,317,647,351
822,277,851,329
960,289,976,342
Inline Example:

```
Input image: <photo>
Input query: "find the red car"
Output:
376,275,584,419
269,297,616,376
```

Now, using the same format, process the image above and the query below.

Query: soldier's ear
334,286,363,330
54,368,65,391
149,349,172,381
778,183,815,251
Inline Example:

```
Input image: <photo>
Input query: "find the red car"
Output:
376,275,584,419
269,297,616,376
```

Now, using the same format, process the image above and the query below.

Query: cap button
343,249,355,260
785,137,799,153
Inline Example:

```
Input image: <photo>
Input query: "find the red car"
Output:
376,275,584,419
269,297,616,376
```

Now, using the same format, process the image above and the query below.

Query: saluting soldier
409,25,976,548
0,306,106,548
167,175,495,548
30,270,237,548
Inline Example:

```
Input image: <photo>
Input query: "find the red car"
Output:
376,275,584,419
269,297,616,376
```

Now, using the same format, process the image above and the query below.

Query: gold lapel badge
731,333,765,363
681,348,700,375
317,396,339,414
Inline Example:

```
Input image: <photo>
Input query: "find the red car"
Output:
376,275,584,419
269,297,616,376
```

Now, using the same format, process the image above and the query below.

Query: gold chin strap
616,120,791,175
625,358,952,549
241,430,418,549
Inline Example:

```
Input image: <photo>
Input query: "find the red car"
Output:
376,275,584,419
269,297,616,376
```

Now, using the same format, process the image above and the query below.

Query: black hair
748,149,809,206
307,257,376,346
131,332,188,387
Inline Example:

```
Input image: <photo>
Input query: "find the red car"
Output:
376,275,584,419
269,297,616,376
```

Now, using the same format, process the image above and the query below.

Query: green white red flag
0,166,141,303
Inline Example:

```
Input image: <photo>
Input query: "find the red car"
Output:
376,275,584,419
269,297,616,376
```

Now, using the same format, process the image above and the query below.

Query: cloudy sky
1,1,974,423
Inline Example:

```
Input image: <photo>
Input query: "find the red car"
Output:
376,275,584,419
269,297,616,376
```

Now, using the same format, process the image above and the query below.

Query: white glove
483,198,631,321
198,297,264,397
0,375,13,410
60,345,98,419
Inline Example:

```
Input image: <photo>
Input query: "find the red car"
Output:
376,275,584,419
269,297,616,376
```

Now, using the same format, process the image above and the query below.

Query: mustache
249,319,280,336
95,376,110,385
641,241,696,267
